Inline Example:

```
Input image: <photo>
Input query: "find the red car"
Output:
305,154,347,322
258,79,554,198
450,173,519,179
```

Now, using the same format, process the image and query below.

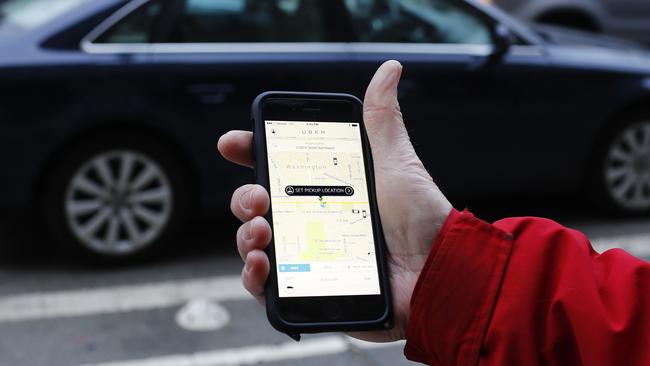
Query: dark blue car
1,0,649,259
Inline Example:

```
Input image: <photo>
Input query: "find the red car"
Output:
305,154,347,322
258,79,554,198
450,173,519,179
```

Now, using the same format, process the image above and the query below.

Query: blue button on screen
279,264,311,272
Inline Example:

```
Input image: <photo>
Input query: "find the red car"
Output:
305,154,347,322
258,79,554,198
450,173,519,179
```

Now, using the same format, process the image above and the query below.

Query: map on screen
265,120,381,298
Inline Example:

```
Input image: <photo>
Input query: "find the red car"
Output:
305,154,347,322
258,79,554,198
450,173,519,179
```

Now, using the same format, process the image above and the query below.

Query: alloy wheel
64,150,173,255
604,121,650,211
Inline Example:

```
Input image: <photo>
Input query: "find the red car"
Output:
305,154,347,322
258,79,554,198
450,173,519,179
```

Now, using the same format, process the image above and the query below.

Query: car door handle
188,83,236,105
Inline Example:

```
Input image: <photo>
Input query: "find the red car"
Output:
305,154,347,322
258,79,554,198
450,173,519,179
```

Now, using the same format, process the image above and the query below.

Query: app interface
265,120,381,298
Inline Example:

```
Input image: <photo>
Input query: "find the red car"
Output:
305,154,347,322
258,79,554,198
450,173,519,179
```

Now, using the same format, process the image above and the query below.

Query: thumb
363,60,415,167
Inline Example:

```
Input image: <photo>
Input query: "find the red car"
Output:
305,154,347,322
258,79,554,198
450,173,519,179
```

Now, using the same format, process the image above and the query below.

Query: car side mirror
492,24,516,58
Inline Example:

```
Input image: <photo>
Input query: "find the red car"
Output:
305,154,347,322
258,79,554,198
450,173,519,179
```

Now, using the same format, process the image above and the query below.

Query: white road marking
1,230,643,366
175,299,231,332
0,234,646,325
347,337,406,350
78,336,404,366
593,233,650,258
0,276,246,323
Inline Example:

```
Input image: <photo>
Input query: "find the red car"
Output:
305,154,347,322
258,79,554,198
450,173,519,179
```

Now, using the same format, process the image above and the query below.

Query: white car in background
487,0,650,44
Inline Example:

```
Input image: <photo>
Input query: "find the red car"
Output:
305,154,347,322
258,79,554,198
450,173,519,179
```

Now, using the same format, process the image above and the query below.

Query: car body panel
0,0,649,213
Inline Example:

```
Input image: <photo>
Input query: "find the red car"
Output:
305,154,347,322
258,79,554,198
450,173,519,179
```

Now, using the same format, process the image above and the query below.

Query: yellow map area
299,221,345,261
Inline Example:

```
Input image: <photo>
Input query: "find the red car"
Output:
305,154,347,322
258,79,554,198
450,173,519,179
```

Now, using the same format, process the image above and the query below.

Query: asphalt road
1,196,649,366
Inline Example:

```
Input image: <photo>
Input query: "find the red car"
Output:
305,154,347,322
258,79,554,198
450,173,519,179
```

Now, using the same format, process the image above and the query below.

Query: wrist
404,199,453,273
394,203,454,338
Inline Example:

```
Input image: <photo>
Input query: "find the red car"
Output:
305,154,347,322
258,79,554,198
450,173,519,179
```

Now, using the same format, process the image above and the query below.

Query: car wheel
43,135,190,259
591,118,650,215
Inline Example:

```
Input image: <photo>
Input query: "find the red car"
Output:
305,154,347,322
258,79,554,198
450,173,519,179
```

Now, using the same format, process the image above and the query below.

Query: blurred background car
487,0,650,44
0,0,649,260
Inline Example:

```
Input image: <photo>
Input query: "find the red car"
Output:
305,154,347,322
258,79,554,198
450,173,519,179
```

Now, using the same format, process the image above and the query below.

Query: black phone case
251,91,393,341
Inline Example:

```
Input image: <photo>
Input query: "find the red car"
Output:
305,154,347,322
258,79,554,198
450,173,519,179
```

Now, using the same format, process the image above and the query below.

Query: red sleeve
404,209,650,366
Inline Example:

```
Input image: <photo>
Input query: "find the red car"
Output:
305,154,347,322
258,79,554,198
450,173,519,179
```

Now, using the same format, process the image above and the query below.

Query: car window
166,0,327,43
94,1,163,43
0,0,91,33
344,0,493,44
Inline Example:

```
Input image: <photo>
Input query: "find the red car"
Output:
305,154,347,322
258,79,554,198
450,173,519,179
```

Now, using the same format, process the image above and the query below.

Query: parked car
1,0,649,259
489,0,650,44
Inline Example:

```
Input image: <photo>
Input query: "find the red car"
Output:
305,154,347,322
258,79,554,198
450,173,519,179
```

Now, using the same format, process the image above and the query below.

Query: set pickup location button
285,185,354,196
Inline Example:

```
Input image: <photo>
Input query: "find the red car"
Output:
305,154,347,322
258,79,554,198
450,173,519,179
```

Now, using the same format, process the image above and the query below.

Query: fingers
242,249,270,305
237,216,272,261
220,133,270,305
231,186,271,305
217,130,254,168
230,184,269,222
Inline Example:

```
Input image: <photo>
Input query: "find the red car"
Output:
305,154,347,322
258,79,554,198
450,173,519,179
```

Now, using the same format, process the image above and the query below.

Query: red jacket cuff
404,209,513,365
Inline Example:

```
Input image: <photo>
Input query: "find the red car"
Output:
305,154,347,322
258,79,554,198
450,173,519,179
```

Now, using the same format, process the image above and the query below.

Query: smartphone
252,92,393,337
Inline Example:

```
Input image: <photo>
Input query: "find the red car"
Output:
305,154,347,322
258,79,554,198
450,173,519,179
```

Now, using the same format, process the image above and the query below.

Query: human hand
217,60,452,342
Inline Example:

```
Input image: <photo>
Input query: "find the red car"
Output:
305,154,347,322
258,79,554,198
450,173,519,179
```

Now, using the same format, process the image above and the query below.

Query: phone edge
251,91,394,335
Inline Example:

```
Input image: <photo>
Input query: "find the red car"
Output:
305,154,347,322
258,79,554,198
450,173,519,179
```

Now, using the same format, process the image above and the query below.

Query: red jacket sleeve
404,209,650,366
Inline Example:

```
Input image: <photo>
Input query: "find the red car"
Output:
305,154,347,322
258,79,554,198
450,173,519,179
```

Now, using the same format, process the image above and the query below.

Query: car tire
42,133,190,260
589,115,650,215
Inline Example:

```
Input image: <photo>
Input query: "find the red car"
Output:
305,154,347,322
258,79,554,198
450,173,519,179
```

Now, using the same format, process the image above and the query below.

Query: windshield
0,0,90,36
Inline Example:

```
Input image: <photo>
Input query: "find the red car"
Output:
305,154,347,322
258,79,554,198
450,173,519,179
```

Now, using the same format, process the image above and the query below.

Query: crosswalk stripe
0,276,247,323
0,233,647,324
78,336,404,366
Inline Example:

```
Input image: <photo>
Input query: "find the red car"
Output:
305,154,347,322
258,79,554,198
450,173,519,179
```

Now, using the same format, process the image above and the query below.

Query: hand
217,60,452,342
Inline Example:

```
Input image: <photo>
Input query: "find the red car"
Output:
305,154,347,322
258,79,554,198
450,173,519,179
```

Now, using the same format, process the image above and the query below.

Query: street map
265,120,381,298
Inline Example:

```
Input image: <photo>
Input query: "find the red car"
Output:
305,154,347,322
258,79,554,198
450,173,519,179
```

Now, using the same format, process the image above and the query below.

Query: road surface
1,198,648,366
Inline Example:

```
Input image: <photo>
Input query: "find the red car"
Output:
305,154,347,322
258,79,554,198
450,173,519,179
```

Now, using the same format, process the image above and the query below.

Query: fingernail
242,189,253,210
246,219,256,240
387,60,402,72
391,61,402,80
244,259,252,273
378,61,402,90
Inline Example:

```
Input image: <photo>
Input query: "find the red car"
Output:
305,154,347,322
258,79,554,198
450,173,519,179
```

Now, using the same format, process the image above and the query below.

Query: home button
323,302,342,320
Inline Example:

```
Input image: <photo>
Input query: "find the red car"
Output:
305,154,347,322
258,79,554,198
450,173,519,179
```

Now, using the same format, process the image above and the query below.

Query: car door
87,0,359,210
343,0,561,198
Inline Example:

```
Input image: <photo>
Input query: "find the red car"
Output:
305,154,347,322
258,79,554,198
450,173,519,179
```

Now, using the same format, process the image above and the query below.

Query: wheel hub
604,121,650,211
107,190,128,211
64,150,173,255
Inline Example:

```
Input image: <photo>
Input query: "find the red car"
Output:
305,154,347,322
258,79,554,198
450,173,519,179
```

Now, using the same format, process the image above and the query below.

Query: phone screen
265,120,381,298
